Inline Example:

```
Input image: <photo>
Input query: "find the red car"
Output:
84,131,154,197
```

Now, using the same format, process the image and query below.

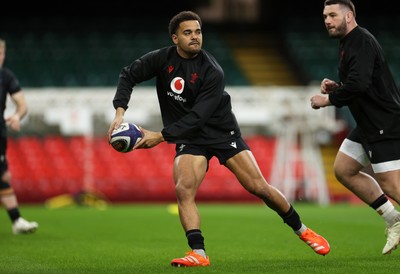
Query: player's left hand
133,127,165,149
5,114,21,131
321,78,339,94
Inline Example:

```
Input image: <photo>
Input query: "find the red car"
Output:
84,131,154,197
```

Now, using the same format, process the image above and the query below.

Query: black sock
369,194,388,210
186,229,205,251
7,207,20,223
278,205,302,231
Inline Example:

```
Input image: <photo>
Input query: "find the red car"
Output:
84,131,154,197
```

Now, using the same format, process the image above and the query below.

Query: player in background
108,11,330,267
0,39,38,234
310,0,400,254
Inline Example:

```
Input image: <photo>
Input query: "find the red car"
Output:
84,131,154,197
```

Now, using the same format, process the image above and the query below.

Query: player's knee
174,181,196,200
1,170,11,183
245,179,271,198
333,165,345,183
334,164,362,185
333,160,353,183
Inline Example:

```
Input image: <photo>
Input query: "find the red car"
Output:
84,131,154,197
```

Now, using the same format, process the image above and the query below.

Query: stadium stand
10,133,353,204
6,86,341,204
281,16,400,86
8,135,274,203
224,31,302,86
2,27,249,87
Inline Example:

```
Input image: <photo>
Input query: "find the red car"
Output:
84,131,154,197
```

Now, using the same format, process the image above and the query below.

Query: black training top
113,46,241,145
328,26,400,142
0,67,21,131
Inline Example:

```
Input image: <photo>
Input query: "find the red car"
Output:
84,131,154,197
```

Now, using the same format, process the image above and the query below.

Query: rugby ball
110,122,143,153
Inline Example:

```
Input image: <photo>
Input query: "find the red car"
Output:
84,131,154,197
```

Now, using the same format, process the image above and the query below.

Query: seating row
7,135,275,203
3,30,249,87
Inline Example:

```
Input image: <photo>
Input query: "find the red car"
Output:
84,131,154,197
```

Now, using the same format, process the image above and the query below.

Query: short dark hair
324,0,356,17
168,11,202,36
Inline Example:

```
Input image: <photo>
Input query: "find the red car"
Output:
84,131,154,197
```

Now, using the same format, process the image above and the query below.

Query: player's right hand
107,108,125,140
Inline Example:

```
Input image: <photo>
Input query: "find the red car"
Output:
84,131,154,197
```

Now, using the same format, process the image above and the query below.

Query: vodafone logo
167,77,187,103
170,77,185,94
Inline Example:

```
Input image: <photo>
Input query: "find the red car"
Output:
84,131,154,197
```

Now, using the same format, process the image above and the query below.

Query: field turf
0,202,398,273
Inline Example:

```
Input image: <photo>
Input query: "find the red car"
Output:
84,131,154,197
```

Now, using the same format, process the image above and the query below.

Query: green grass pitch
0,202,399,273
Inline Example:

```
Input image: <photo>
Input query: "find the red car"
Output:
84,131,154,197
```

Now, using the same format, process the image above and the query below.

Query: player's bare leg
171,154,210,267
173,154,207,231
225,150,290,213
0,171,38,234
334,151,400,254
225,150,330,255
334,152,384,204
369,171,400,254
374,171,400,205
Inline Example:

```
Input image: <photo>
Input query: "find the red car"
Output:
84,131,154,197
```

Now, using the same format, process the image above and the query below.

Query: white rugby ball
110,122,143,153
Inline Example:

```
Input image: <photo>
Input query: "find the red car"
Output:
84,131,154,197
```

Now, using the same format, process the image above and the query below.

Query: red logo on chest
190,73,199,84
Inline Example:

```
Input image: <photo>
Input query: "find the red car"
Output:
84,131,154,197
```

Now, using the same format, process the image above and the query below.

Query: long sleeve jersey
328,26,400,142
113,46,241,145
0,67,21,136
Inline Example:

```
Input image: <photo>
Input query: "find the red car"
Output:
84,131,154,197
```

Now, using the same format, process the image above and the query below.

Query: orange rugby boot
299,228,330,255
171,250,210,267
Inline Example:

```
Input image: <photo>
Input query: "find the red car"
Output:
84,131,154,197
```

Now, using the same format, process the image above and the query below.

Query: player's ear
346,11,353,23
171,34,178,45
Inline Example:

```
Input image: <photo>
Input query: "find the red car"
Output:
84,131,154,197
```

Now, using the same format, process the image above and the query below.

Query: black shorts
0,137,7,174
346,128,400,163
342,128,400,172
175,137,250,165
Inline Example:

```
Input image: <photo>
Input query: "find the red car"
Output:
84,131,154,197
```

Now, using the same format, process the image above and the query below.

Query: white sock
295,224,307,236
376,201,400,226
193,249,206,258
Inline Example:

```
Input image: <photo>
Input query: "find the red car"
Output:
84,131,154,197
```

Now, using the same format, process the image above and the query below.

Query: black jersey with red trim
113,46,241,145
0,68,21,131
328,26,400,142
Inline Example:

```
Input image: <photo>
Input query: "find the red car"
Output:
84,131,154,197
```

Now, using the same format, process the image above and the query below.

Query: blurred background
0,0,398,205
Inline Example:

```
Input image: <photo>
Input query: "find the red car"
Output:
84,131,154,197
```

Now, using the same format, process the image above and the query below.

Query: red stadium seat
7,135,283,203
